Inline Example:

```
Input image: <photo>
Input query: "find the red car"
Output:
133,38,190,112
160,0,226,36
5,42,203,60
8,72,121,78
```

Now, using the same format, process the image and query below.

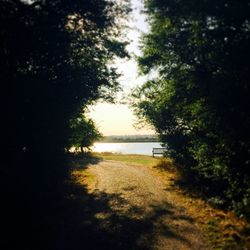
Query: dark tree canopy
132,0,250,215
0,0,130,249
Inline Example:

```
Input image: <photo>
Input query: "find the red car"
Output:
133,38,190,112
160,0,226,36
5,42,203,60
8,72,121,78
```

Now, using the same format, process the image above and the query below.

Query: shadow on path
52,156,201,250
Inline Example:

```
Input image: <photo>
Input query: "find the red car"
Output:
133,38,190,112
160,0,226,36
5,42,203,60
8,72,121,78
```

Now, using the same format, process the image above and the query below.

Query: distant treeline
100,135,159,143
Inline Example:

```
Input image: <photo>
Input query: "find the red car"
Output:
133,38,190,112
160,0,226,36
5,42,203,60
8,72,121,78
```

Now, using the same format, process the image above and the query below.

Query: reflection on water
91,142,163,156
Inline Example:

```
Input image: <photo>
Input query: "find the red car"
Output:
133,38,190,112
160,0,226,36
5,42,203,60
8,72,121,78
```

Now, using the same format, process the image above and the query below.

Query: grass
92,152,161,167
69,154,97,189
72,169,96,188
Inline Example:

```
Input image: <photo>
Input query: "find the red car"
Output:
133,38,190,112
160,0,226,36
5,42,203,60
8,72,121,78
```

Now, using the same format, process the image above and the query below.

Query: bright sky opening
88,0,154,136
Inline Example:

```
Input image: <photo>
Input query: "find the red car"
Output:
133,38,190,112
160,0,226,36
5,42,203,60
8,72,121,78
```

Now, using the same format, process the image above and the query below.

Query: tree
0,0,130,248
68,114,103,153
132,0,250,215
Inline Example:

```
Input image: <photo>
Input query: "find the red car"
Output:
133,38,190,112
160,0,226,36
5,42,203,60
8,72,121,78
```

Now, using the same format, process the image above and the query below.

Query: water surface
91,142,163,156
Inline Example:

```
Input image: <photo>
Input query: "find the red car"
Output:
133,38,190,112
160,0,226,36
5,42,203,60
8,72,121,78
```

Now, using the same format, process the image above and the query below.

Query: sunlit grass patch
201,211,250,249
93,152,161,167
152,158,175,172
72,169,96,185
71,168,96,190
69,152,100,191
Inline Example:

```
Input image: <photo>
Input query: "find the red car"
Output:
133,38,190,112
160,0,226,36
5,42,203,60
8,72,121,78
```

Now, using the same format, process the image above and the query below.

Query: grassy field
71,152,250,249
93,152,162,167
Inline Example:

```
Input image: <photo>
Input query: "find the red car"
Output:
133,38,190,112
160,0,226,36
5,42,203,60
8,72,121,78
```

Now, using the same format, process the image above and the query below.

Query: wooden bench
152,147,167,157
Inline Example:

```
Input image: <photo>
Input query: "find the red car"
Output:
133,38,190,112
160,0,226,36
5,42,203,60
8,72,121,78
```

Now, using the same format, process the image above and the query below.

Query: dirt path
82,159,210,250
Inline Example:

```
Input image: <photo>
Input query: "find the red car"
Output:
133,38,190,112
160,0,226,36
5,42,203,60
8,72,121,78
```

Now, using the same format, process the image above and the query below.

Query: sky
88,0,154,136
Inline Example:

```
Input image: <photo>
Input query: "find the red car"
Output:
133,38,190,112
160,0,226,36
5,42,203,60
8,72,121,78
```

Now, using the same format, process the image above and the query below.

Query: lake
91,142,163,156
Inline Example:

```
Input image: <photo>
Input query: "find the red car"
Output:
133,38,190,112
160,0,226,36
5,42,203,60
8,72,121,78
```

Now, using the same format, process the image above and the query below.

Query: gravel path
85,160,210,250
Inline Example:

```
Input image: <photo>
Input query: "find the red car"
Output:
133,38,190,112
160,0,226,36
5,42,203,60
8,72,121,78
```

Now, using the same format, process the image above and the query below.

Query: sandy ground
84,160,211,250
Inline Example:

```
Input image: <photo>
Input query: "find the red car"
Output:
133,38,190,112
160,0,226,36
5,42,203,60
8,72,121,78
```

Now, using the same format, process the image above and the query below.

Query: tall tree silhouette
0,0,130,249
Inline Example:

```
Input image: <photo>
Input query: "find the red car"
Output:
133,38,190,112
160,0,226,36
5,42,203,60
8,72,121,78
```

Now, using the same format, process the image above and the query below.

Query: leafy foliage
0,0,130,248
68,114,103,153
132,0,250,215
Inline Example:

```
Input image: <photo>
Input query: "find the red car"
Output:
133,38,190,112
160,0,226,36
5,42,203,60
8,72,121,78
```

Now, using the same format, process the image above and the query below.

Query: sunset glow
88,0,152,136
